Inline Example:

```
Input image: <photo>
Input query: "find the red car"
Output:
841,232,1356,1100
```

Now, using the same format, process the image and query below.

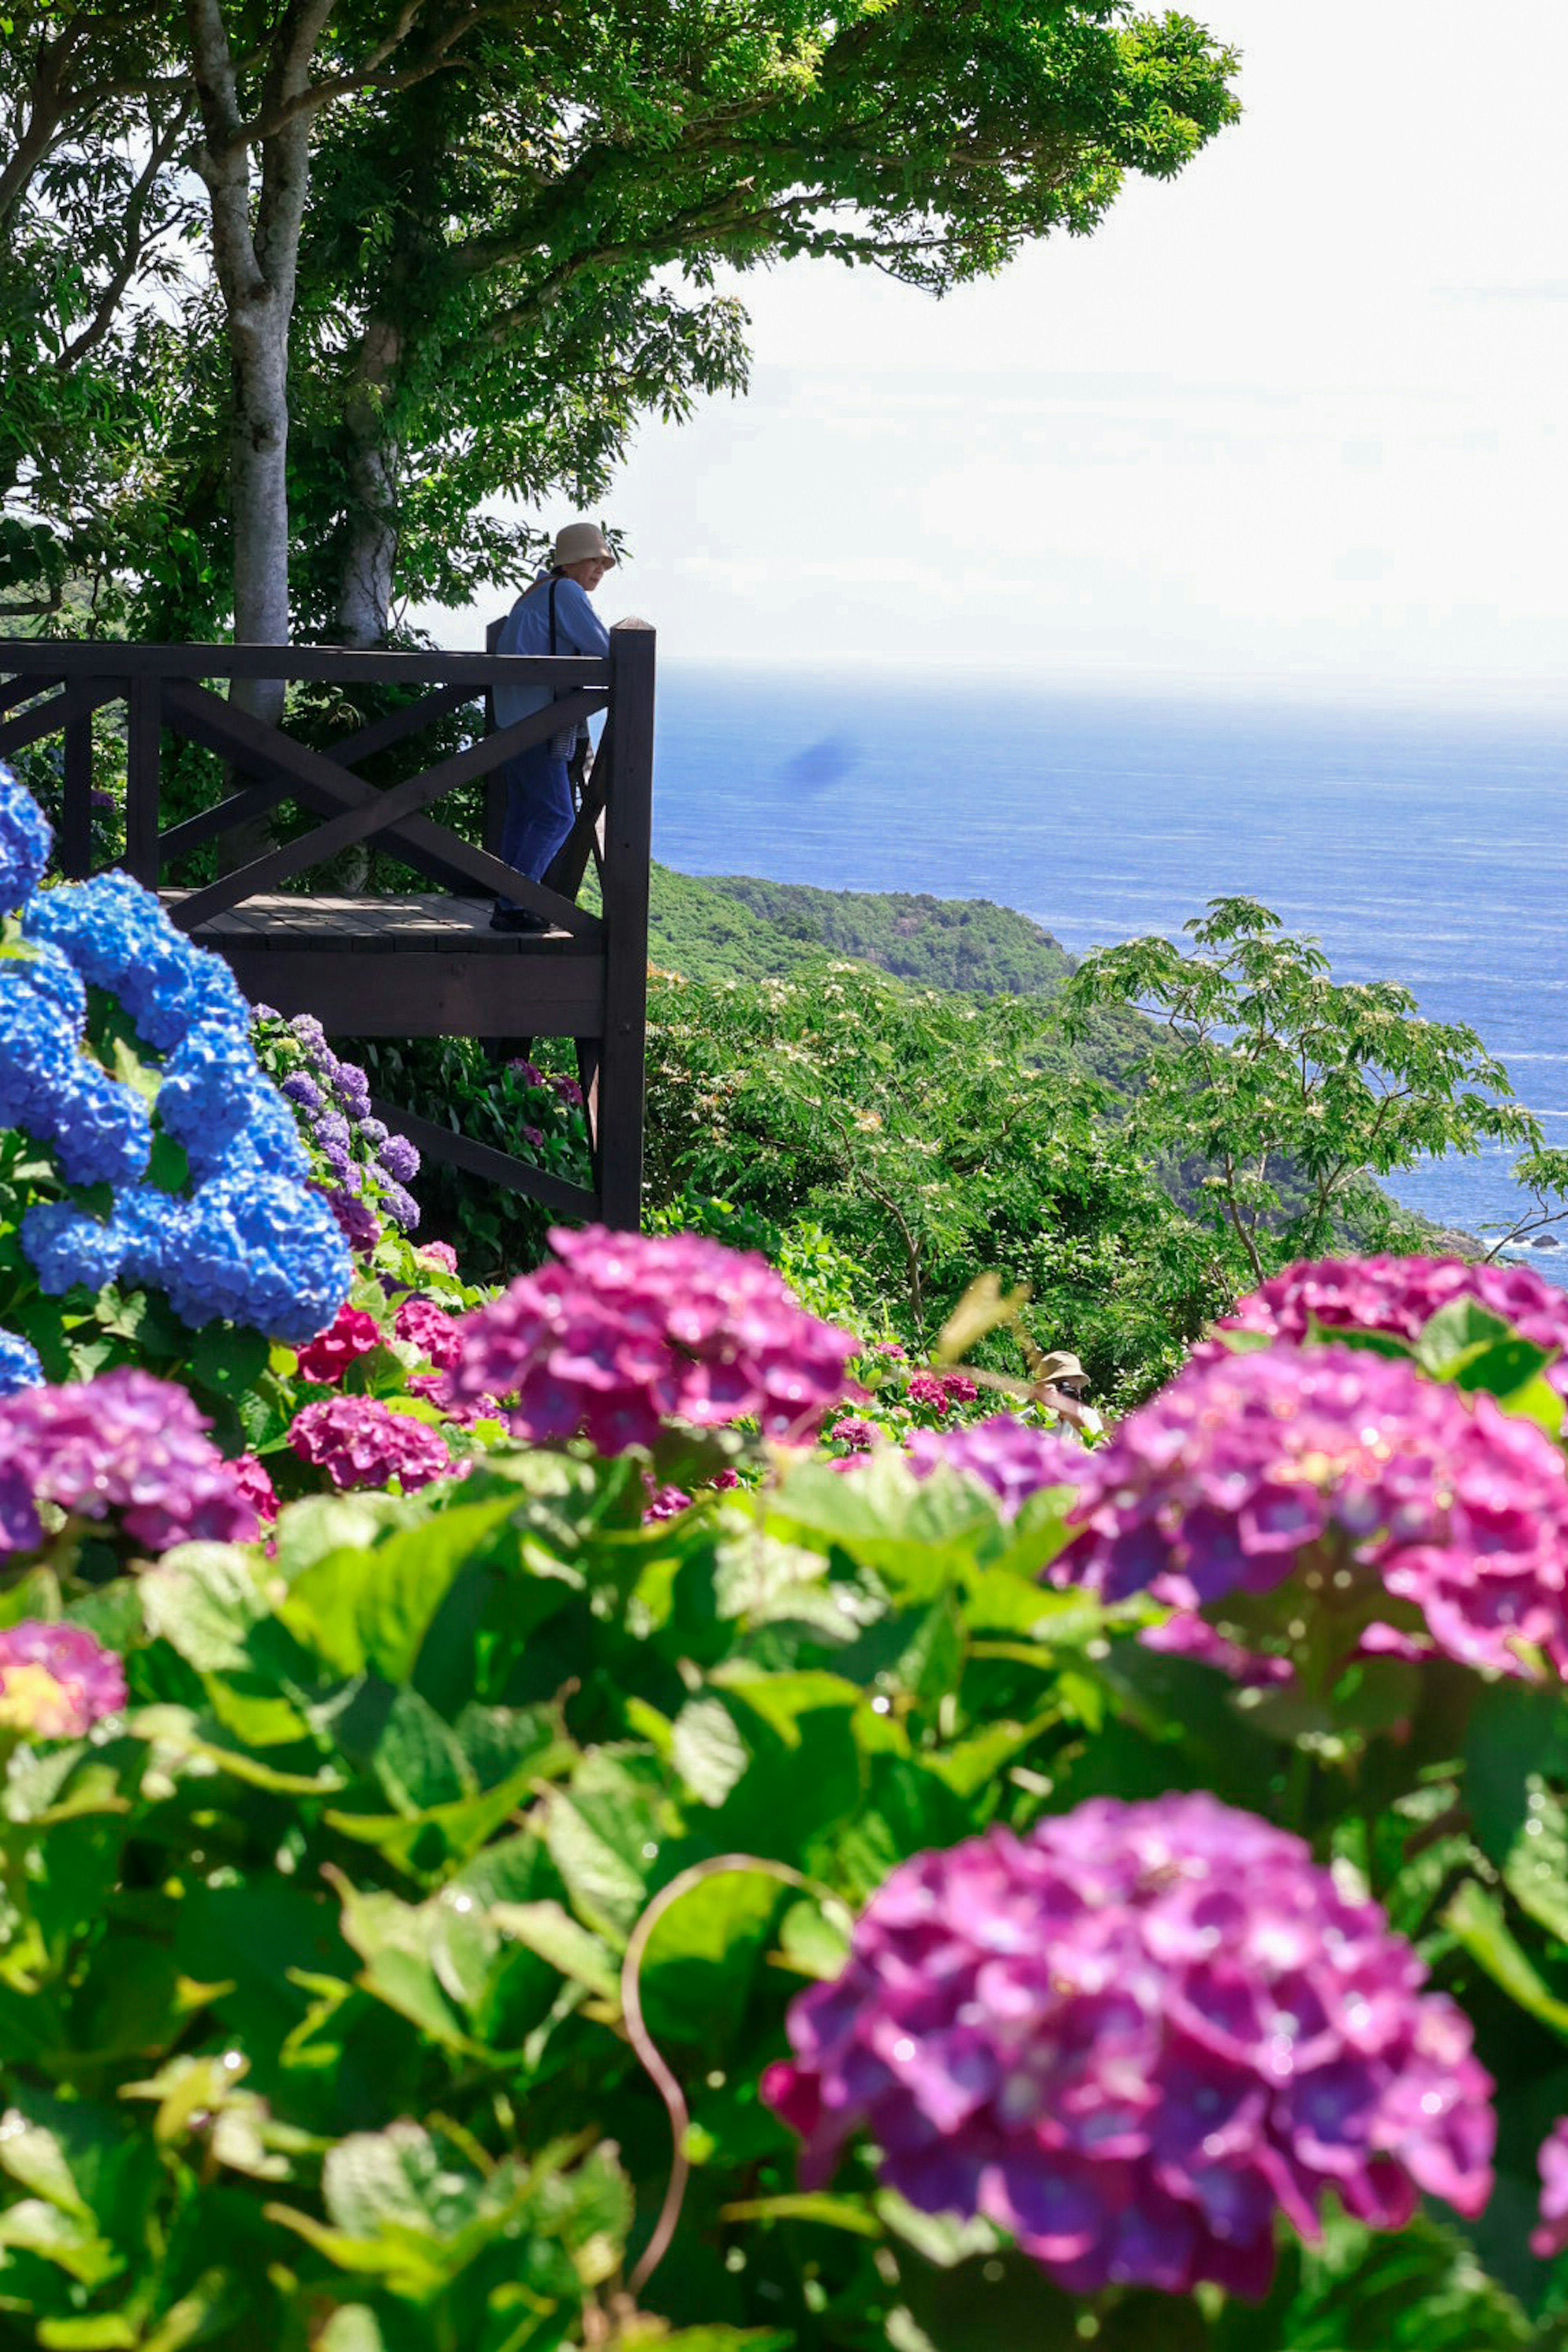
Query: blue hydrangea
161,1174,352,1344
111,1183,189,1291
41,1064,153,1186
23,874,248,1052
218,1089,312,1187
0,970,77,1129
0,1328,43,1396
21,1203,126,1295
18,942,87,1040
0,763,53,914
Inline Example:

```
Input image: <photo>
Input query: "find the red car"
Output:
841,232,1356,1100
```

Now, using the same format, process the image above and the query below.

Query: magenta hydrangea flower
295,1304,381,1385
289,1395,450,1491
908,1412,1087,1520
0,1621,126,1738
940,1370,980,1405
450,1226,858,1454
643,1482,691,1522
905,1371,951,1416
416,1240,459,1274
1208,1255,1568,1396
1533,2118,1568,2258
0,1369,259,1555
828,1415,878,1452
1055,1345,1568,1681
764,1793,1494,2301
395,1294,464,1370
227,1452,278,1524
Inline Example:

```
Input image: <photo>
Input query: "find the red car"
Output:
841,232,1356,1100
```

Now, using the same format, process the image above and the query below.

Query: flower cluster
0,766,52,913
1534,2118,1568,2258
1054,1345,1568,1679
0,1369,260,1555
1208,1254,1568,1398
262,1013,421,1235
764,1793,1494,2300
394,1294,463,1370
289,1395,451,1492
296,1303,381,1385
0,1330,42,1397
907,1412,1087,1519
0,776,352,1343
450,1226,858,1453
0,1620,126,1738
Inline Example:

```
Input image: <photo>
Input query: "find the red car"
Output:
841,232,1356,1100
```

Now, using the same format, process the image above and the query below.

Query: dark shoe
489,906,551,935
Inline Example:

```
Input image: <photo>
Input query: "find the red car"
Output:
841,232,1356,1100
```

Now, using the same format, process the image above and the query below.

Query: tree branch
53,99,192,374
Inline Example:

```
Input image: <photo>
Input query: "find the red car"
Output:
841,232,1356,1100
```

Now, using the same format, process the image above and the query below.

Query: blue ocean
650,662,1568,1270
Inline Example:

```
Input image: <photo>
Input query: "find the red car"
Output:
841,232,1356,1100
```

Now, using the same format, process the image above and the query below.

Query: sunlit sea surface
650,663,1568,1281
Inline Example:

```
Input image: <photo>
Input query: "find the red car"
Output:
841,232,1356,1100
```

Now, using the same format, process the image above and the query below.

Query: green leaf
671,1696,751,1806
1443,1878,1568,2040
1413,1298,1515,1379
140,1544,273,1673
1501,1778,1568,1943
719,2192,881,2238
488,1900,619,2001
279,1493,520,1684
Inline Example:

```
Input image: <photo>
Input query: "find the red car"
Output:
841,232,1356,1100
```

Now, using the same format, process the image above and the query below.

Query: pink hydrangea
828,1415,878,1452
940,1370,980,1404
227,1453,278,1523
394,1294,464,1370
1056,1345,1568,1681
1532,2118,1568,2258
908,1413,1086,1519
295,1304,381,1385
644,1483,691,1522
764,1793,1494,2301
1208,1255,1568,1396
905,1372,950,1416
416,1241,459,1274
874,1341,907,1362
0,1369,259,1555
450,1226,858,1454
289,1396,451,1492
0,1621,126,1738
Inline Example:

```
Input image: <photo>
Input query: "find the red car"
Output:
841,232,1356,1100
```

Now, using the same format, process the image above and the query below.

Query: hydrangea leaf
1413,1299,1517,1379
487,1900,619,2003
1443,1879,1568,2042
277,1492,522,1684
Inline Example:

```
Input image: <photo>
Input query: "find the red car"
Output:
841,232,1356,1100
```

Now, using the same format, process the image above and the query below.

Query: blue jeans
497,743,574,908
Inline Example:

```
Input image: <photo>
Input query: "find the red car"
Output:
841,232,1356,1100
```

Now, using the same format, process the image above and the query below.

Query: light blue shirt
493,572,611,756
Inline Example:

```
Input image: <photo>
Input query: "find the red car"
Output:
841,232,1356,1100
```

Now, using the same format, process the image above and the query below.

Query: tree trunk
334,316,403,650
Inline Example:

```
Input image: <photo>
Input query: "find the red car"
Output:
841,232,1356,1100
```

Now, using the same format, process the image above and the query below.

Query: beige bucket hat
553,521,617,566
1036,1350,1088,1388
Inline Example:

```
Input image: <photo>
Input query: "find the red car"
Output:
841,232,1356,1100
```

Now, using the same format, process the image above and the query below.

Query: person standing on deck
490,521,615,933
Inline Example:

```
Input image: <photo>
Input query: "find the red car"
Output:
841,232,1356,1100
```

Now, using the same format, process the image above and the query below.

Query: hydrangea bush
0,1218,1562,2348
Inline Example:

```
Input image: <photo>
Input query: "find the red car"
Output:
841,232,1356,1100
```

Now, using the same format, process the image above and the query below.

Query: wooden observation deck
0,634,655,1226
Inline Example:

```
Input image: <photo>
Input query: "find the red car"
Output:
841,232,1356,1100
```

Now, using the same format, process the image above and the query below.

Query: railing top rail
0,641,608,687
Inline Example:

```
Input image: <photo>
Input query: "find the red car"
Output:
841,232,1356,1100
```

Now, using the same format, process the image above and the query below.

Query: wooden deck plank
216,943,606,1037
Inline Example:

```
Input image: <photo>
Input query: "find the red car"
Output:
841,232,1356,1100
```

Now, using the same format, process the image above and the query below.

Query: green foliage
1063,896,1532,1283
644,959,1250,1401
628,867,1074,996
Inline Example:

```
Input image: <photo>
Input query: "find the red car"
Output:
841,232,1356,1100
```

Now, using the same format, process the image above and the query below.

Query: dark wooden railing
0,633,656,1227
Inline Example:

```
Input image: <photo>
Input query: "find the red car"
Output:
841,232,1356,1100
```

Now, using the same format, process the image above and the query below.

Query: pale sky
443,0,1568,703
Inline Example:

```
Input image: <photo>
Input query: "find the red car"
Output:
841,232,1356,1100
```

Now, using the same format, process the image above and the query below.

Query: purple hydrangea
376,1130,420,1186
0,1621,126,1738
908,1412,1087,1519
289,1394,451,1491
0,1369,260,1555
450,1226,858,1452
374,1176,420,1232
1054,1344,1568,1681
1208,1254,1568,1399
1532,2118,1568,2258
764,1793,1494,2301
281,1071,323,1112
0,762,53,912
316,1183,383,1254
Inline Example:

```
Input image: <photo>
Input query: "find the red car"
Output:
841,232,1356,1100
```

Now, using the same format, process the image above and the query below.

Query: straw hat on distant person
1035,1350,1088,1392
553,522,616,568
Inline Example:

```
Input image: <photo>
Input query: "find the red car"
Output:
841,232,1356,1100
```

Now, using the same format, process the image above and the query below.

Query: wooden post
60,684,94,878
595,623,654,1228
124,675,161,884
483,615,507,859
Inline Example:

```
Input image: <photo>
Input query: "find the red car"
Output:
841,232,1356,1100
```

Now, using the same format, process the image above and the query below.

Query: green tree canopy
1,1,1242,649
